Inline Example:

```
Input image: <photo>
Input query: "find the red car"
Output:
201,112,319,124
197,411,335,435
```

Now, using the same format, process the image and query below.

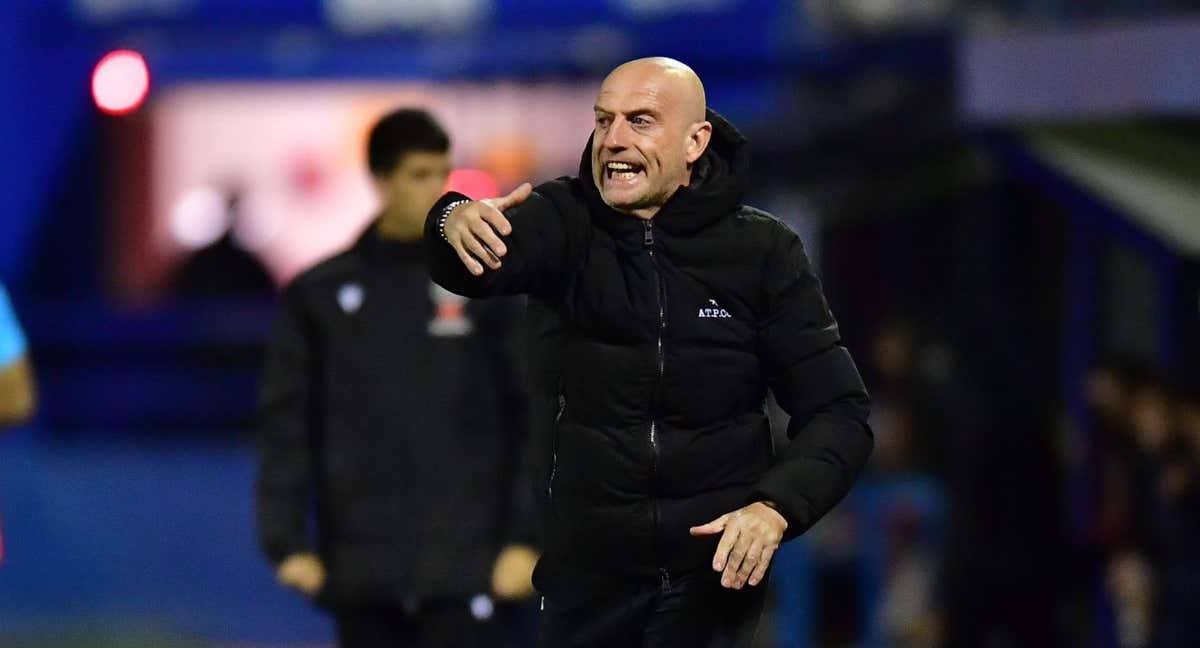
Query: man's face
591,71,704,217
377,150,451,225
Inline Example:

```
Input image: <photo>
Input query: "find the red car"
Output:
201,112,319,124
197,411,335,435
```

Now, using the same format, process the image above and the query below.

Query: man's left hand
690,501,787,589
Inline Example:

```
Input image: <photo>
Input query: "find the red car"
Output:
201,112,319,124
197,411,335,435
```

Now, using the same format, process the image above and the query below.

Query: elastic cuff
438,199,471,242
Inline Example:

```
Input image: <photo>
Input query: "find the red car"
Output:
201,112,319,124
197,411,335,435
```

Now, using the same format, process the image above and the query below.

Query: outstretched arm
425,182,579,299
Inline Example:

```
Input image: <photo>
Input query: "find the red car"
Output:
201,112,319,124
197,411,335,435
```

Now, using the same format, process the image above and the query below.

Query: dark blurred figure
173,187,276,297
1087,360,1200,647
862,317,960,647
0,281,36,565
1088,359,1135,544
1129,377,1200,648
877,501,944,648
1104,371,1170,648
1156,387,1200,646
867,315,1070,648
255,109,537,648
867,316,967,477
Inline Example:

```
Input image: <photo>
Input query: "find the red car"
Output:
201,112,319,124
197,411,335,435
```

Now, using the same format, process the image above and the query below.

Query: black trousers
537,567,767,648
334,598,501,648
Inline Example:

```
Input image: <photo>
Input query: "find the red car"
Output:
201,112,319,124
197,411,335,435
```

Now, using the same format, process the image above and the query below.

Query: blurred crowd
861,317,964,648
774,315,969,647
841,320,1200,647
1086,359,1200,647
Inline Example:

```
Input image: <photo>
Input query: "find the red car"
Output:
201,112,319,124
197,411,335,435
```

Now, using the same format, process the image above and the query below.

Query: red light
92,50,150,115
446,168,500,200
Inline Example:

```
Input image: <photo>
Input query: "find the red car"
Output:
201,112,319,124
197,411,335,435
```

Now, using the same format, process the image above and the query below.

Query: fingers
721,532,755,589
448,222,502,274
491,182,532,211
708,505,785,588
478,203,514,236
450,237,485,276
748,545,776,587
446,200,512,275
712,521,739,574
468,215,508,258
729,536,763,589
463,234,500,270
690,513,729,537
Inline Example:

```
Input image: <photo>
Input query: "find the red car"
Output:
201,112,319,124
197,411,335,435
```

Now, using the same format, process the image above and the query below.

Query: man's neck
622,175,691,221
375,211,423,242
629,206,660,221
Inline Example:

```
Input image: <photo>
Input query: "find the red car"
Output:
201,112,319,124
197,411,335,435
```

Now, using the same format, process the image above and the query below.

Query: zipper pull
643,220,654,247
660,568,671,593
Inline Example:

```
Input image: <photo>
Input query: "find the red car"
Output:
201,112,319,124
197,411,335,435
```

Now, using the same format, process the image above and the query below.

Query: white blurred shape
75,0,186,22
469,594,494,621
844,0,904,29
325,0,491,33
232,192,285,251
169,186,229,249
618,0,731,17
337,282,364,314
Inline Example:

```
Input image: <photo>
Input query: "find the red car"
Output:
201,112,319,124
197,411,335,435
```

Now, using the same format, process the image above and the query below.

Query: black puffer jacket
426,111,871,582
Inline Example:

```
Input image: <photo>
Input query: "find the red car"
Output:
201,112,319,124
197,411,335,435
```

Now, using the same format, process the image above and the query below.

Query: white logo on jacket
698,298,731,319
337,282,364,314
428,283,473,337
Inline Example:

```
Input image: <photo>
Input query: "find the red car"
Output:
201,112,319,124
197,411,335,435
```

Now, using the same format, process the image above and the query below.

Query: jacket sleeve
751,225,873,541
424,187,579,300
255,286,318,565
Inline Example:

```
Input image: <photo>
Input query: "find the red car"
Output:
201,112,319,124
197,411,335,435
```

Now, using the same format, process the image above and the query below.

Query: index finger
478,204,513,237
712,523,740,572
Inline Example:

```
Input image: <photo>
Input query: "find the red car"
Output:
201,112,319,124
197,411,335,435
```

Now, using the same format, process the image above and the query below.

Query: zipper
660,567,672,593
547,394,566,504
644,219,668,583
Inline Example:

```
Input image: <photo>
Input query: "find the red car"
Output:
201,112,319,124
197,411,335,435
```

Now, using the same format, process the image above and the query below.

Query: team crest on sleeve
337,282,364,314
698,298,732,319
428,283,473,337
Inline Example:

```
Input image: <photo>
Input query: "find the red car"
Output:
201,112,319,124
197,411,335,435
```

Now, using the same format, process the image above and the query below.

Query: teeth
606,162,636,171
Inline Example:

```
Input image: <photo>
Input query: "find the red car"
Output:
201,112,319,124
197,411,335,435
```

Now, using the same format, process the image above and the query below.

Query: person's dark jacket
425,111,872,582
256,223,533,605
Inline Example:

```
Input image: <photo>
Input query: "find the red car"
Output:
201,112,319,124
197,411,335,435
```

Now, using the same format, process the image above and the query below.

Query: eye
631,115,652,127
595,114,611,128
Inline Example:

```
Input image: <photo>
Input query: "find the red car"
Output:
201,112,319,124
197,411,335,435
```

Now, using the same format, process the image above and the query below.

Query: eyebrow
593,106,661,120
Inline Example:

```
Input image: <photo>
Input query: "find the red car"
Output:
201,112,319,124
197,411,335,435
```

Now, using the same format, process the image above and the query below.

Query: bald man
426,58,872,647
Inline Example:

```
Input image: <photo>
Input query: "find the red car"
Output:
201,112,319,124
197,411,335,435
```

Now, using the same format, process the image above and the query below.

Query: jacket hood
579,108,749,237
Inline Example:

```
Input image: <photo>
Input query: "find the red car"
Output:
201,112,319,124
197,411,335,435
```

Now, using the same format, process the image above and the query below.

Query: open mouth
604,160,644,183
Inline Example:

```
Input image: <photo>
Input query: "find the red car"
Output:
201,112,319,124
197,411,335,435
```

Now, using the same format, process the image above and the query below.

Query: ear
685,121,712,164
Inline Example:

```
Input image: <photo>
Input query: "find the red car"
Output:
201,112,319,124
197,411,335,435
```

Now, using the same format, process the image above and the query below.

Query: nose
602,117,631,151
